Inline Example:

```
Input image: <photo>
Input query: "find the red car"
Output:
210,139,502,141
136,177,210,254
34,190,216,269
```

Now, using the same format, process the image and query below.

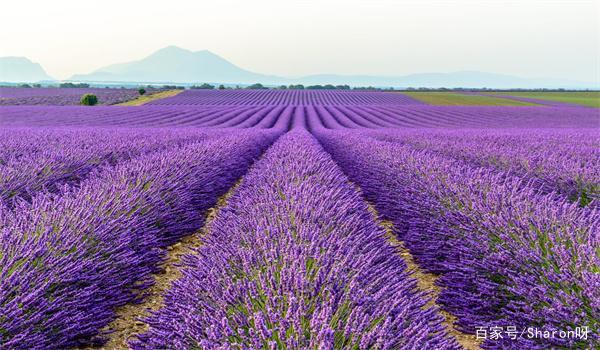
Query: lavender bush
363,128,600,206
315,129,599,349
0,128,222,206
132,131,459,349
0,130,278,349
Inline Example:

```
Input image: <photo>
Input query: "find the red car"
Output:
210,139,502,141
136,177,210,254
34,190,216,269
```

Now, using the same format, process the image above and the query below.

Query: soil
81,183,239,349
366,202,482,350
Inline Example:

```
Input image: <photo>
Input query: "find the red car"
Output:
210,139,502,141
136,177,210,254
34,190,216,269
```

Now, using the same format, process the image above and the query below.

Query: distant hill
294,72,599,90
0,57,54,83
4,46,596,89
71,47,598,89
71,46,285,85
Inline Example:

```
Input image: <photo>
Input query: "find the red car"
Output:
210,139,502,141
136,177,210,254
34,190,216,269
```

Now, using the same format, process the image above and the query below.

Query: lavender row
2,104,598,129
315,130,599,349
0,128,223,207
132,131,458,349
0,130,279,349
0,127,209,162
146,89,424,106
0,87,142,106
364,128,599,206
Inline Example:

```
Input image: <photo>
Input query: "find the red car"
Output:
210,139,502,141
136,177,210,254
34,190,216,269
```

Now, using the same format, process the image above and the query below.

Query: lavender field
0,89,598,349
0,87,142,106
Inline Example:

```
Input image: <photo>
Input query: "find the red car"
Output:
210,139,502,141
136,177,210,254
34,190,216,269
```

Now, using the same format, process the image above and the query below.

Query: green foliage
289,84,351,90
138,88,146,95
60,82,90,88
352,86,383,91
579,189,592,208
218,84,226,90
487,91,600,108
80,93,98,106
306,84,330,90
246,83,266,89
190,83,215,90
403,92,538,106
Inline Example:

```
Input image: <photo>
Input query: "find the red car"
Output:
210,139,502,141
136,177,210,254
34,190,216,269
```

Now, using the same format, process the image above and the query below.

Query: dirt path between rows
85,178,478,349
365,202,482,350
115,89,183,106
82,183,239,350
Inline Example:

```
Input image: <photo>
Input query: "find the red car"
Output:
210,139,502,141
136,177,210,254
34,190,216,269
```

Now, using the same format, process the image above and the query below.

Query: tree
80,94,98,106
246,83,266,89
218,84,226,90
191,83,215,89
138,88,146,95
60,82,89,88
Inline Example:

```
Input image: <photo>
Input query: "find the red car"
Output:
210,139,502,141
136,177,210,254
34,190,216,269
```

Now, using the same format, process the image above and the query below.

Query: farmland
402,91,538,106
480,91,600,108
0,87,145,106
116,90,184,106
0,88,598,349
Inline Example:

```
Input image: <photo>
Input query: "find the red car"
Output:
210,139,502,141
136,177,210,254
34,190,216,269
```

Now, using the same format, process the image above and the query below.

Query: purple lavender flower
314,129,599,349
132,131,458,350
0,130,278,349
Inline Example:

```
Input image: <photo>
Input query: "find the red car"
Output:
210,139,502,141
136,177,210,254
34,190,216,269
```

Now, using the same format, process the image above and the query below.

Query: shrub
80,94,98,106
138,88,146,95
246,83,266,89
190,83,215,90
61,82,90,88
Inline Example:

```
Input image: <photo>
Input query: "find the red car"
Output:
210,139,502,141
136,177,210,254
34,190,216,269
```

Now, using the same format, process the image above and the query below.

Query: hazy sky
2,0,598,81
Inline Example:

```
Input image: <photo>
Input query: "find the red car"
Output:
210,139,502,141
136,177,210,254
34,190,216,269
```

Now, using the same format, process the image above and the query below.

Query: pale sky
1,0,598,81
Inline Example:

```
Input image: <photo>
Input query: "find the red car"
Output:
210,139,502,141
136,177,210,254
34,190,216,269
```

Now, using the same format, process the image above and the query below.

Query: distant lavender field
1,104,597,128
0,87,141,105
146,89,426,105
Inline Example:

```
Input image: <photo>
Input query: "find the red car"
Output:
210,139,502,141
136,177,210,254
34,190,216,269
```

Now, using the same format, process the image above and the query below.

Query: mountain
294,71,599,89
0,57,54,83
69,46,598,89
71,46,284,85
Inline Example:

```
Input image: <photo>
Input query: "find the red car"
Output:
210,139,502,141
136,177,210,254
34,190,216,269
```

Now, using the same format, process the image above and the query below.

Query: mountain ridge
0,57,54,83
71,46,286,85
1,46,597,88
69,47,598,88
